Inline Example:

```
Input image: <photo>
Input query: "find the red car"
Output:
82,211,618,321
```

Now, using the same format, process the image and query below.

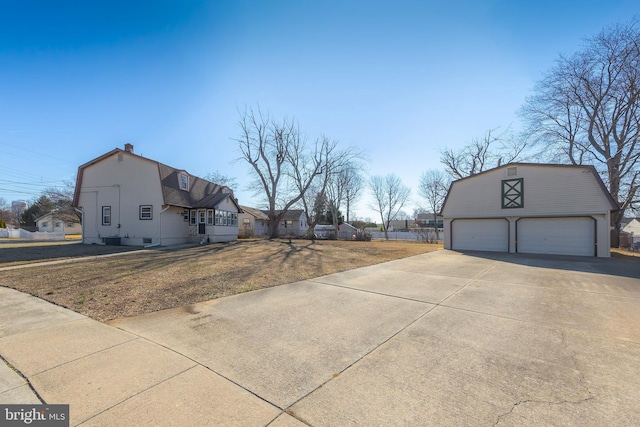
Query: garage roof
440,163,619,215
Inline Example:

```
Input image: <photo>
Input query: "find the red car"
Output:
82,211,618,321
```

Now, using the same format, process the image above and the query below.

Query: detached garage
442,164,618,257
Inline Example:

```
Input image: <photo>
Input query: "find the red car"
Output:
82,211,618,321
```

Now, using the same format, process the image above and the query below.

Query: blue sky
1,0,637,220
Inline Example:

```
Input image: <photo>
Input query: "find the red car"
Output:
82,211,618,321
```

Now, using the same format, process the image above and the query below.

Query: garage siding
517,217,596,257
451,219,508,252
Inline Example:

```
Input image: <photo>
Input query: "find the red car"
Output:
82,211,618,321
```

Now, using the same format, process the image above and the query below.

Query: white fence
3,228,65,240
370,231,441,241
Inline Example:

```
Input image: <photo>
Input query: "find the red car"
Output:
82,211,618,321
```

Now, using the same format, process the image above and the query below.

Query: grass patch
0,239,442,321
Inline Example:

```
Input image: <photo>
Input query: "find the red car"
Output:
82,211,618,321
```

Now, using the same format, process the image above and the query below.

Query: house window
179,173,189,191
212,210,238,226
102,206,111,225
507,167,518,177
198,210,206,224
41,221,49,228
190,209,196,225
207,209,214,225
183,209,189,222
502,178,524,209
139,205,153,220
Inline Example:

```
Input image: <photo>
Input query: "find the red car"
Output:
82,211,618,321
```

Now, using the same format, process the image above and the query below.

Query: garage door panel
452,219,508,252
517,217,594,257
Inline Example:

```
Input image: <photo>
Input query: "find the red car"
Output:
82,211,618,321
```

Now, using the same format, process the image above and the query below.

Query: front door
198,210,206,235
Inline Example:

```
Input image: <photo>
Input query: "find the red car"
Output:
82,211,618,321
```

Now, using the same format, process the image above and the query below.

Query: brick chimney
124,143,134,153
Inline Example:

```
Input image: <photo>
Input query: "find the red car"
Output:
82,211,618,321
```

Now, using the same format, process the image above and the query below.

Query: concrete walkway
1,250,640,425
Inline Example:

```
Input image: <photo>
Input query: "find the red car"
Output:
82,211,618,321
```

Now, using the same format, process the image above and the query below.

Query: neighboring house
441,163,618,257
621,217,640,243
238,206,270,238
73,144,241,246
35,212,82,235
261,209,308,237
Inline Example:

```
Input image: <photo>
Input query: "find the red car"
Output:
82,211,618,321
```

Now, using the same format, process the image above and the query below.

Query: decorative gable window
502,178,524,209
507,167,518,177
179,173,189,191
139,205,153,220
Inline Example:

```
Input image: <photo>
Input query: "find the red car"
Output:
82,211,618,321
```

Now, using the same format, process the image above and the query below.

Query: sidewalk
0,287,291,426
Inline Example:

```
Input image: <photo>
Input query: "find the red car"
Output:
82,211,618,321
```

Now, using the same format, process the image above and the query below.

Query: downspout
159,205,171,246
115,184,121,235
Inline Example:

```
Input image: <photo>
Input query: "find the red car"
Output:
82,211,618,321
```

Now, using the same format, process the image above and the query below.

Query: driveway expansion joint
0,353,44,404
108,328,284,411
77,364,199,426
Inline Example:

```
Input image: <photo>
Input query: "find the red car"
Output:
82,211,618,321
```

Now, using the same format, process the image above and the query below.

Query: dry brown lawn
611,247,640,259
0,239,442,321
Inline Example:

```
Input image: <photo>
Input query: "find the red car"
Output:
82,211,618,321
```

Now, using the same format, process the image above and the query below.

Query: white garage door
517,217,595,257
452,219,508,252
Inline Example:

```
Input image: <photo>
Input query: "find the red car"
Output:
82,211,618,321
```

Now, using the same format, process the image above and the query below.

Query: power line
1,142,76,165
0,179,68,187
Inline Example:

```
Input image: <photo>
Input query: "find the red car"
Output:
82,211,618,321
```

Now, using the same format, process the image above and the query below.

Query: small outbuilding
441,163,618,257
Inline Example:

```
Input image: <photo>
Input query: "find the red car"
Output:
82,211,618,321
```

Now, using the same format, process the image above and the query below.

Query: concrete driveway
1,250,640,425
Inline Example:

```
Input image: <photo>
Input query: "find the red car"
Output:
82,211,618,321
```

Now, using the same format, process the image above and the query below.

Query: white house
35,212,82,235
73,144,241,246
238,205,270,238
441,163,618,257
621,217,640,244
263,209,308,237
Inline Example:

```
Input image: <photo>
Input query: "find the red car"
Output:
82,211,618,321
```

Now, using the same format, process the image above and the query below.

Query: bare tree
299,147,364,235
440,128,527,179
300,183,328,233
369,174,411,239
236,107,327,238
324,160,365,229
418,170,451,240
204,171,238,189
325,169,347,230
342,163,364,223
521,19,640,244
0,197,12,227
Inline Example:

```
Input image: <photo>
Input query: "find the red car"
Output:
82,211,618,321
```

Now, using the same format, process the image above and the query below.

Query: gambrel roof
73,147,240,211
440,162,618,215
